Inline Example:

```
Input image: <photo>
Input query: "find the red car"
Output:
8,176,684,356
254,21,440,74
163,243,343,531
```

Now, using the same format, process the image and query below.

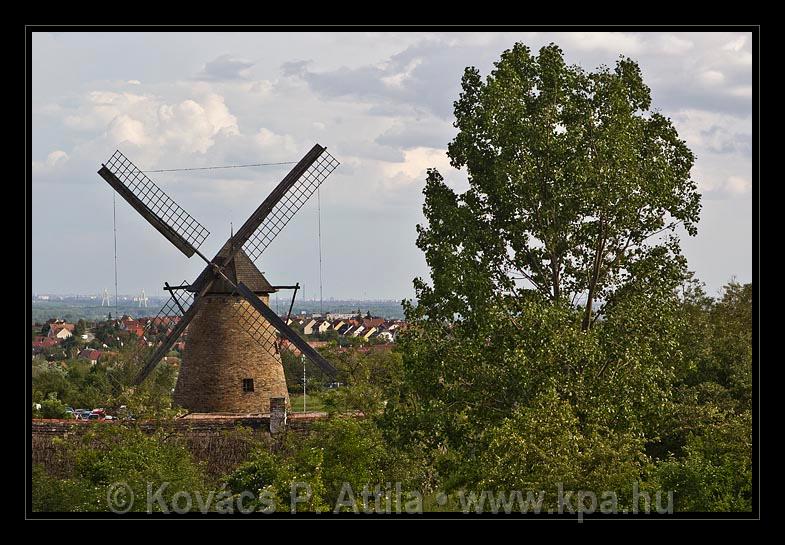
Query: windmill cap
190,244,275,295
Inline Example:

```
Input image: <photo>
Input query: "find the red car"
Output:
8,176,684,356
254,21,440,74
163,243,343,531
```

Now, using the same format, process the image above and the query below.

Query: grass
289,393,325,413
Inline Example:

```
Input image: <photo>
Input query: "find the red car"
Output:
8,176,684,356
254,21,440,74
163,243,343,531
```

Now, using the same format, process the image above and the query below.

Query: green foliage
40,393,69,419
306,416,393,506
655,410,752,511
320,347,403,415
380,42,748,513
419,42,699,331
224,439,329,513
32,347,179,417
32,425,209,512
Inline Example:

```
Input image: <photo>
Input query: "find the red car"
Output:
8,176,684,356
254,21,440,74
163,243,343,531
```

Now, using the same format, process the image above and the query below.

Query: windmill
97,145,340,413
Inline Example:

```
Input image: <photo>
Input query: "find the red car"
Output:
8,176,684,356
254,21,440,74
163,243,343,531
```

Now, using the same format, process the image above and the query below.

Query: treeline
32,283,751,512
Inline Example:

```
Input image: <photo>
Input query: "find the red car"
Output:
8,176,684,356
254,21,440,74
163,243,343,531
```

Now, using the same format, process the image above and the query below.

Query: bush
40,393,68,419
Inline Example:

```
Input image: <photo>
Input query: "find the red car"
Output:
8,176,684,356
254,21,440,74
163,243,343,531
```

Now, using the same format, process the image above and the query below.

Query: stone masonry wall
31,416,321,478
174,294,290,413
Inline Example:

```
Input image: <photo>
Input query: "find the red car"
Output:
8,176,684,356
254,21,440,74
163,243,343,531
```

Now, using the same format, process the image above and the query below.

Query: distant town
32,306,407,364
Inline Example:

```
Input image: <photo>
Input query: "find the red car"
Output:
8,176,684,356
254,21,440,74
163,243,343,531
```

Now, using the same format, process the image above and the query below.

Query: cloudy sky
31,31,753,303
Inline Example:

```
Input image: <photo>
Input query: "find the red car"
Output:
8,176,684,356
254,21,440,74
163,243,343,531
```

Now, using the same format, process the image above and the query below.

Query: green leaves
424,43,701,329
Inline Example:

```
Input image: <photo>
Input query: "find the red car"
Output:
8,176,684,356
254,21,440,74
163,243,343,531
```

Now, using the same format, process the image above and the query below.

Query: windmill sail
98,150,210,258
240,147,339,263
113,144,341,386
190,145,339,292
234,282,338,376
131,287,196,385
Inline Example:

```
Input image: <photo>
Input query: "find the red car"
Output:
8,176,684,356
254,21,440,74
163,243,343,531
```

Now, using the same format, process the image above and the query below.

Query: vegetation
32,425,209,512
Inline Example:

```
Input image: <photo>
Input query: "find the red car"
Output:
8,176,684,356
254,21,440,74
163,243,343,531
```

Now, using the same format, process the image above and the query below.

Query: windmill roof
190,242,275,294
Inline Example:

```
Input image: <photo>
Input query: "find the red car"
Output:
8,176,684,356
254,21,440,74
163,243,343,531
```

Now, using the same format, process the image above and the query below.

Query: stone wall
31,414,323,478
174,294,290,413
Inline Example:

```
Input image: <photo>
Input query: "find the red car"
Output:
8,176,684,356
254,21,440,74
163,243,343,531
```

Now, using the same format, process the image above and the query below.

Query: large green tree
384,43,709,502
417,43,700,330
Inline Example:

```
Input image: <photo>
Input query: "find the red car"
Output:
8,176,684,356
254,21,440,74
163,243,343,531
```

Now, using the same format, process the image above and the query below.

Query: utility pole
113,193,119,319
302,354,307,413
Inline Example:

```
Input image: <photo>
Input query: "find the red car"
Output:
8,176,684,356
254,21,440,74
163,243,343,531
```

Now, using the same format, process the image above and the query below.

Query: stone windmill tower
174,243,288,412
97,144,340,414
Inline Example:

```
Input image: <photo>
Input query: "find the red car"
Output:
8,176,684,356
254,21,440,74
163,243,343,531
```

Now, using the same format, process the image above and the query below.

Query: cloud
657,34,694,55
557,32,643,55
108,114,148,146
722,35,747,52
59,89,241,157
702,176,752,199
32,150,69,174
31,31,753,298
699,70,726,85
281,39,500,119
375,119,456,150
198,54,255,81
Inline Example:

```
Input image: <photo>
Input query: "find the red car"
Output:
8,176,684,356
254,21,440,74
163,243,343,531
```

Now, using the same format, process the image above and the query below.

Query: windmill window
242,378,254,392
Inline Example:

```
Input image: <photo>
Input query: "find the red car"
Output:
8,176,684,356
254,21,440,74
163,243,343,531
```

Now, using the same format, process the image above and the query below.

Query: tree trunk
583,220,606,331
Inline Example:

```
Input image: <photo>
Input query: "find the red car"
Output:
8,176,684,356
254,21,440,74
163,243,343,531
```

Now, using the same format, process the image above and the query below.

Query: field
288,393,325,413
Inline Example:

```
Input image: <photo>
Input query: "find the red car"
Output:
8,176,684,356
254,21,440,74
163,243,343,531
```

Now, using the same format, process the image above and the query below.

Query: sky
31,31,753,302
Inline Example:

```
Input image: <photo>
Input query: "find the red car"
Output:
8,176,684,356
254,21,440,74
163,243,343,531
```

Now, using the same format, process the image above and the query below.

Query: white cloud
559,32,643,54
380,146,453,185
107,114,148,146
724,176,751,194
700,70,725,85
722,35,747,52
254,127,297,157
32,149,70,174
658,34,694,55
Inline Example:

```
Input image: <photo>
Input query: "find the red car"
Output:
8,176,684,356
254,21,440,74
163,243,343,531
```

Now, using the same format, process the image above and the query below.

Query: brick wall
174,294,290,413
31,415,323,478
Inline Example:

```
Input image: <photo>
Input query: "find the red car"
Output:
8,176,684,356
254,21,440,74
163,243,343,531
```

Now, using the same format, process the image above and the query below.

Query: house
317,320,331,334
362,317,385,329
351,325,366,337
126,323,145,337
119,316,145,337
77,349,103,365
119,315,137,329
362,327,378,340
47,321,75,340
141,316,179,328
331,320,346,332
326,312,355,321
341,324,355,336
32,336,59,353
303,319,318,335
